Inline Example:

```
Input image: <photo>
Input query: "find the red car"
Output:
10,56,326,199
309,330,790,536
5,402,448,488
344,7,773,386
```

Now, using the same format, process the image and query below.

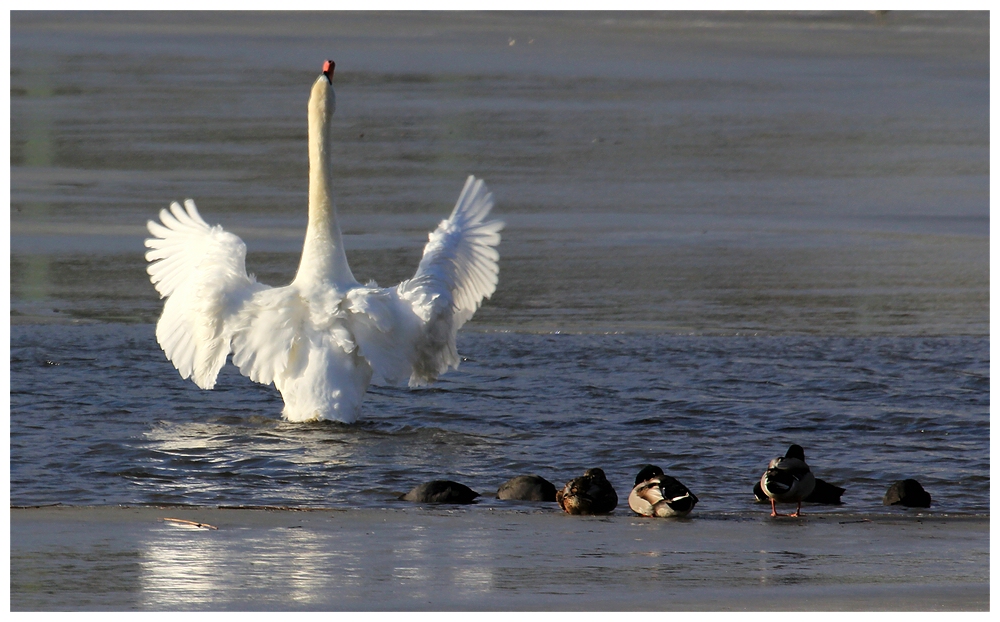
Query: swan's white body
145,64,503,423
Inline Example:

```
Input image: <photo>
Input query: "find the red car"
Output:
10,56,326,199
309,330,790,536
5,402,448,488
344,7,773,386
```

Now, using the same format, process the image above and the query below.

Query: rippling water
10,325,988,514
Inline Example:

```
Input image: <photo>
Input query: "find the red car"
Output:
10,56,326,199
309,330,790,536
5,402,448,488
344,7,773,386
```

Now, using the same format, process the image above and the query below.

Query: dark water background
10,325,990,514
9,12,989,515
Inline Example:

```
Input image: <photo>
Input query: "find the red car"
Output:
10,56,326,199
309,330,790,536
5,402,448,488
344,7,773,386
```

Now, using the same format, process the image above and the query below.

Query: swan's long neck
294,76,356,290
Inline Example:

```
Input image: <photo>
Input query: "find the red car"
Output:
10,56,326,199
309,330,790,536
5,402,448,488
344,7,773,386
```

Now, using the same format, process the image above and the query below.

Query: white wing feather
348,176,503,386
228,287,307,386
145,200,264,389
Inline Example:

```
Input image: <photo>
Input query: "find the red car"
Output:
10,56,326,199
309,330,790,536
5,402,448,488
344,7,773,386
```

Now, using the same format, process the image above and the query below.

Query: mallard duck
556,468,618,515
883,479,931,508
759,444,816,517
753,477,845,505
399,480,479,504
628,465,698,517
496,474,557,501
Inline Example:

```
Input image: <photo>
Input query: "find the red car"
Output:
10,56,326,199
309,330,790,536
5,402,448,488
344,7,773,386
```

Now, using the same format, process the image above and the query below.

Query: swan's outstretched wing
347,176,503,386
145,200,265,389
413,176,504,331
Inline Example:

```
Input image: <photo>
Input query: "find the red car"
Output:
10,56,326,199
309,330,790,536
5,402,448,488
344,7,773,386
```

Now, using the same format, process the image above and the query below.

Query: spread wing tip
450,176,498,225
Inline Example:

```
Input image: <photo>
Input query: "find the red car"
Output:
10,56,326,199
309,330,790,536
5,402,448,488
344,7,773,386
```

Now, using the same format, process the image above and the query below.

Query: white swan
144,60,503,423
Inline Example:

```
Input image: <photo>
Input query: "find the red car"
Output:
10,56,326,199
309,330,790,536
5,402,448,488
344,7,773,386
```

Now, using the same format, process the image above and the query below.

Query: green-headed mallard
759,444,816,517
628,464,698,517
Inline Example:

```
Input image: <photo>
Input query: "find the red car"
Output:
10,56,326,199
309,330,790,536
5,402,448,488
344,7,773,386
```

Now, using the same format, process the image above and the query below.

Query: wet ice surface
9,507,990,611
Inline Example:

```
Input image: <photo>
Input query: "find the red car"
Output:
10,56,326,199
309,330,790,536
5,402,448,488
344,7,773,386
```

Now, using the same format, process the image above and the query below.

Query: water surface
11,11,988,334
10,325,989,514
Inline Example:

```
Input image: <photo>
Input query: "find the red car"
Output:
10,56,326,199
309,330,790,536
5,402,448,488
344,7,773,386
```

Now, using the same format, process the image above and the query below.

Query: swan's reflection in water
138,512,497,609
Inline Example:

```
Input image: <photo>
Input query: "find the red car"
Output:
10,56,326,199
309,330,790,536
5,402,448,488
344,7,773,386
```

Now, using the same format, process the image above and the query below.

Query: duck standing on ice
145,61,503,423
759,444,816,517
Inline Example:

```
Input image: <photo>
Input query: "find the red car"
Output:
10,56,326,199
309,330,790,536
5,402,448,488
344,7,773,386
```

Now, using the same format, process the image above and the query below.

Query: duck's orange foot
769,499,785,517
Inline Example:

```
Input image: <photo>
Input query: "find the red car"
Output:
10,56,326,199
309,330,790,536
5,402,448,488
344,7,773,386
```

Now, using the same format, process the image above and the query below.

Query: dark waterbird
883,479,931,508
400,480,480,504
496,474,557,502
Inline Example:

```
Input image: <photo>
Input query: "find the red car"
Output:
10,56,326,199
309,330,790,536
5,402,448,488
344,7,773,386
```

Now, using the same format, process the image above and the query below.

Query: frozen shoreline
10,506,989,611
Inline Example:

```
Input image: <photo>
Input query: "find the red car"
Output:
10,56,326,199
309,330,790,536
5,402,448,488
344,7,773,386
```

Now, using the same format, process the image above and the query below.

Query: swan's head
309,59,336,120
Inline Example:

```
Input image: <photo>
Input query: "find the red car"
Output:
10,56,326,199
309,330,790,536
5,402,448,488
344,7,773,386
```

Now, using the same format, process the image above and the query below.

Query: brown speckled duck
556,468,618,515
